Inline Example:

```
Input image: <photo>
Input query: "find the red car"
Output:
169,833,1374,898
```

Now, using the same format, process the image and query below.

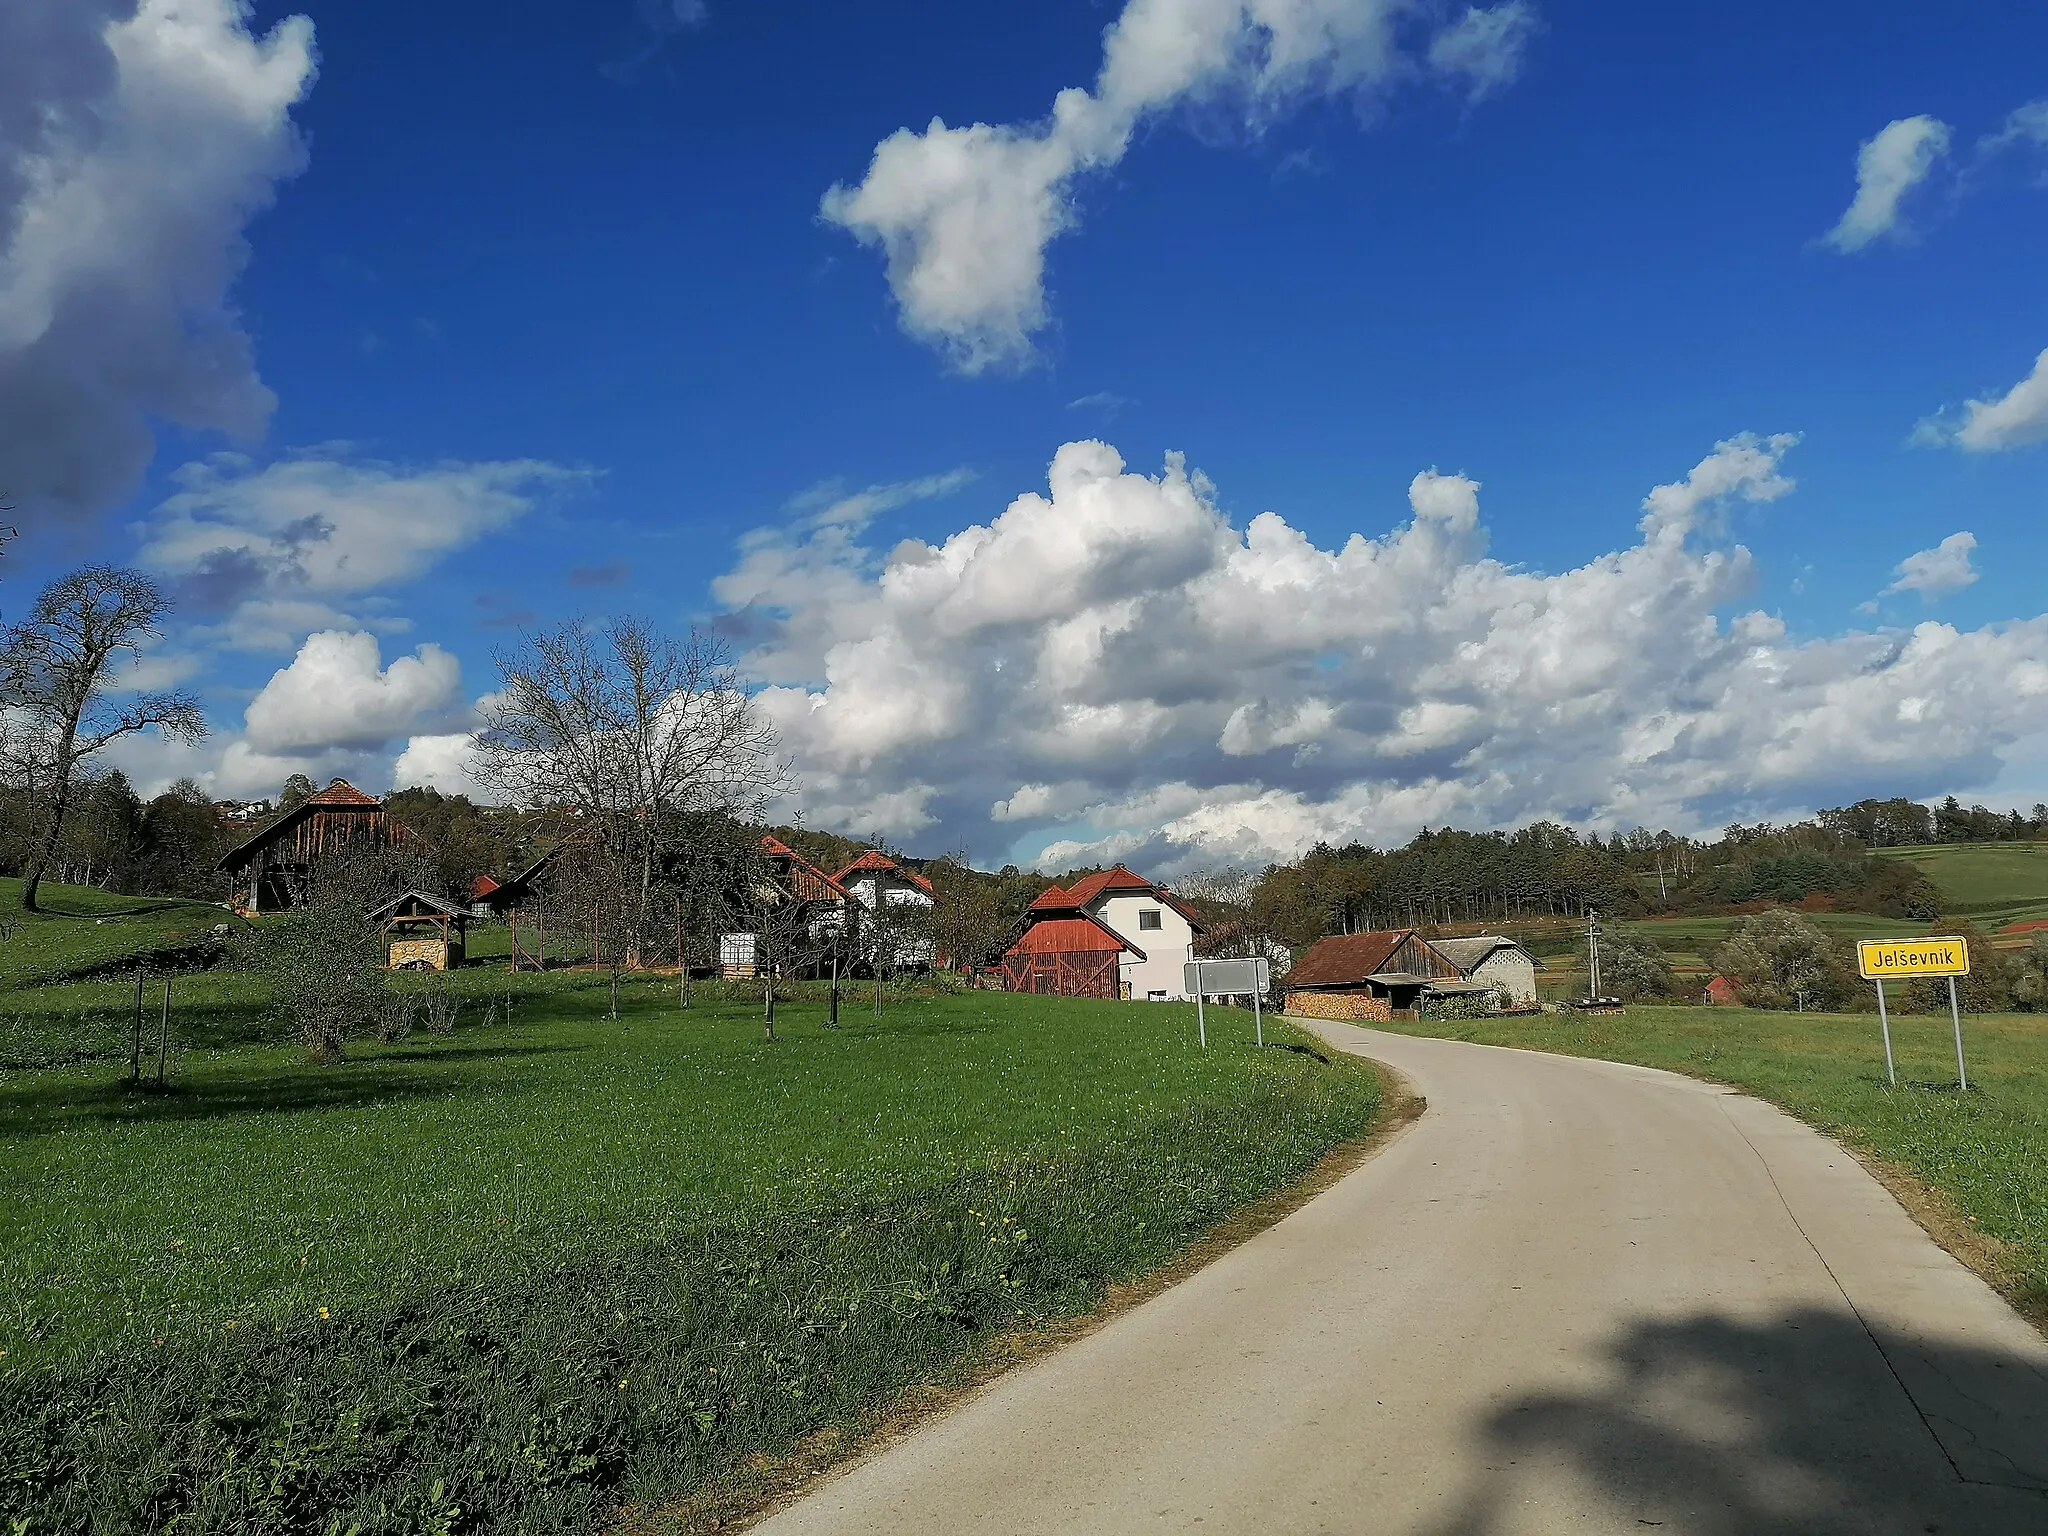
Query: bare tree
471,618,792,1013
2,567,205,912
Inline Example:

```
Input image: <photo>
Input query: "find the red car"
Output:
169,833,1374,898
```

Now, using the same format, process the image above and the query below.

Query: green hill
0,878,241,990
1873,843,2048,931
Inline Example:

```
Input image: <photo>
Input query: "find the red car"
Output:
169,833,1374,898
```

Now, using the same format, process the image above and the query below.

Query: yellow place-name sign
1858,937,1970,980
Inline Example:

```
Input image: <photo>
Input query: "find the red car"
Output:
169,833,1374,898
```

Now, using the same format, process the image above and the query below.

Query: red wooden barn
996,885,1145,999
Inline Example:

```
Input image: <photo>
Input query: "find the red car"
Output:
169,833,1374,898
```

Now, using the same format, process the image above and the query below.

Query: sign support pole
1875,979,1895,1088
1948,975,1968,1092
1195,980,1207,1051
1252,983,1263,1049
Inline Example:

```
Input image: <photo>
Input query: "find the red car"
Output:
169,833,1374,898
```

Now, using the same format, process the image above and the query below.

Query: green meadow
0,886,1378,1534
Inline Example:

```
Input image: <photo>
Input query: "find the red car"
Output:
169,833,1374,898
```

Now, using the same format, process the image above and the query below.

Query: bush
1710,908,1857,1011
244,864,391,1061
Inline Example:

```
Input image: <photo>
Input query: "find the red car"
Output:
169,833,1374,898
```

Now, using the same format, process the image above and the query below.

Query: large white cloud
822,0,1537,372
1821,114,1951,253
720,435,2048,870
136,449,582,648
0,0,315,526
243,629,466,754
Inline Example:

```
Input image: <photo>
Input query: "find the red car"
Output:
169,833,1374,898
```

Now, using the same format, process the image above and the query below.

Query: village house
999,866,1202,1001
719,835,852,979
217,779,421,913
1430,935,1540,1006
830,850,937,969
1280,929,1467,1022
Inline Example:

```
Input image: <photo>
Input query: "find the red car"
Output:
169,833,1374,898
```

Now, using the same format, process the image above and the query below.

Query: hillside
1873,843,2048,934
0,878,241,990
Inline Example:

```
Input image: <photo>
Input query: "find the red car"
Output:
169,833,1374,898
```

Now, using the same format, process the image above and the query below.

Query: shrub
1710,908,1856,1011
244,862,391,1061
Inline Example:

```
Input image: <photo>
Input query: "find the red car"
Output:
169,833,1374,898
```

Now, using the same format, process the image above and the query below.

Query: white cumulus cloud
137,449,583,648
1879,531,1978,601
0,0,315,527
1916,346,2048,454
243,630,466,754
718,434,2048,871
822,0,1538,371
1822,114,1951,253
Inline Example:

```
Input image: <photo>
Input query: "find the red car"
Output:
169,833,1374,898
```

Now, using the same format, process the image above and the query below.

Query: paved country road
753,1025,2048,1535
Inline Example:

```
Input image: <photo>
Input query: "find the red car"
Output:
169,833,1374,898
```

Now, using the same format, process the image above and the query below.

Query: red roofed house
1000,866,1203,1001
1704,975,1741,1006
720,835,853,979
830,850,937,969
217,779,423,913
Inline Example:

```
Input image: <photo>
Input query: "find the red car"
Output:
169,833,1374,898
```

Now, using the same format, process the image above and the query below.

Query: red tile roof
1028,884,1077,912
830,849,935,894
1286,931,1426,988
1006,913,1145,960
762,835,850,901
470,874,501,900
306,778,380,808
1043,865,1205,930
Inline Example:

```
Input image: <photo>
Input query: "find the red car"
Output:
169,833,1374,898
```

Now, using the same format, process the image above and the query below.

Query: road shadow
1423,1307,2048,1534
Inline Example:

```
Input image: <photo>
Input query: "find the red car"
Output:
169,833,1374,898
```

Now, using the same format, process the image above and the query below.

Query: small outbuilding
998,893,1143,1000
1704,975,1741,1006
1280,929,1463,1022
1430,935,1540,1007
368,890,470,971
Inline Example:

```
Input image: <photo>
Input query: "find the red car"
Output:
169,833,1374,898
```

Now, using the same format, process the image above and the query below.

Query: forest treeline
5,777,2043,964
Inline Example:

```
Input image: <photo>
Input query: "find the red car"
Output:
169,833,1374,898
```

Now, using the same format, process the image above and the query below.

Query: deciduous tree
1,566,205,911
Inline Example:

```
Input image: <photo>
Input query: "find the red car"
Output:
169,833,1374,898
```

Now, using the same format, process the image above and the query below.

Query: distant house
1704,975,1741,1006
217,779,421,914
1431,936,1539,1006
831,850,937,969
720,835,852,979
999,865,1203,1001
1281,930,1465,1023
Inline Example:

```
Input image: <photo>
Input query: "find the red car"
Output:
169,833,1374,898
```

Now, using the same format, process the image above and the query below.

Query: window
1147,990,1168,1002
1138,908,1163,930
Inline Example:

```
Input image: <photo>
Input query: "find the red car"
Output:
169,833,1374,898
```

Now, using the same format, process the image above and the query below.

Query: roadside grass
0,972,1376,1533
1375,1004,2048,1319
0,876,238,990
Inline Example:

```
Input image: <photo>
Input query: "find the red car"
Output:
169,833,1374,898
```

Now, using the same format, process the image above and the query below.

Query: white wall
1472,947,1538,1003
1092,891,1195,1000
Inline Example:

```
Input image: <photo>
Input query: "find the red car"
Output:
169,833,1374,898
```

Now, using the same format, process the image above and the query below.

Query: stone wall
1281,990,1393,1024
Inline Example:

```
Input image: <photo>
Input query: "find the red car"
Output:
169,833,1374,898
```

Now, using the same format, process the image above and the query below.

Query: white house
831,850,937,969
1431,936,1539,1006
1059,866,1203,1001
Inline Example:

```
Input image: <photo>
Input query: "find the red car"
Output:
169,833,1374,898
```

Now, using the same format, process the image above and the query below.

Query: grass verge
0,978,1379,1534
1373,1004,2048,1330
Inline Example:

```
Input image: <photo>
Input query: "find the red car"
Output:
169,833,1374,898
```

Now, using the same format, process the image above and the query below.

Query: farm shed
1280,929,1462,1022
217,780,422,914
1431,936,1539,1005
368,890,469,970
998,894,1144,1000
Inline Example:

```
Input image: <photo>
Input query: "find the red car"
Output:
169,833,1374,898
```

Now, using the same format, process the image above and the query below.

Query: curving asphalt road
752,1023,2048,1535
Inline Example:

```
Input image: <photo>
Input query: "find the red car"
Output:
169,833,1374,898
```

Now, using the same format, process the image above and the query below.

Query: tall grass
0,979,1377,1532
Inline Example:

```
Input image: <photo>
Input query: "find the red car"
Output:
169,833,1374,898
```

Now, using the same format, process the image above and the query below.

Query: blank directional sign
1857,937,1970,980
1184,958,1270,995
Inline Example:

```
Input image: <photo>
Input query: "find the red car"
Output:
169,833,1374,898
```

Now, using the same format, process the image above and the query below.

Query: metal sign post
1857,937,1972,1091
1875,978,1896,1088
1948,976,1969,1093
1182,958,1273,1050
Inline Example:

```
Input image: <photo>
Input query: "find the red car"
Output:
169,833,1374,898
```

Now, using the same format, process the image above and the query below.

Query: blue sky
5,0,2048,869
